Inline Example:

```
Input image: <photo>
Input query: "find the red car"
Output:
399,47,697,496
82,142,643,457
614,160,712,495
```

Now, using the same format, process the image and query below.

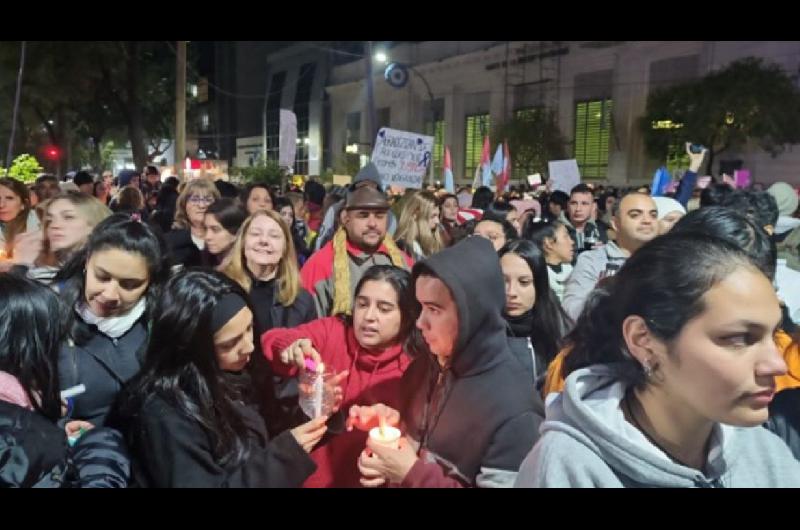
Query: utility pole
365,41,377,153
175,40,187,180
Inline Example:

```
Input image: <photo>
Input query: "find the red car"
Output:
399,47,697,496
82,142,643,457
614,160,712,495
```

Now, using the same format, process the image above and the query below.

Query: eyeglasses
188,195,215,205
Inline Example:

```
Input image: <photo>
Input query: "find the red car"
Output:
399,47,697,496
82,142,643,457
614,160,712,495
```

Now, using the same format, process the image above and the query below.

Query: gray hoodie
562,241,628,322
515,363,800,488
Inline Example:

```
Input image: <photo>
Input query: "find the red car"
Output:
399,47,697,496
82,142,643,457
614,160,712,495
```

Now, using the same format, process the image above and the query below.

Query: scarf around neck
76,297,146,339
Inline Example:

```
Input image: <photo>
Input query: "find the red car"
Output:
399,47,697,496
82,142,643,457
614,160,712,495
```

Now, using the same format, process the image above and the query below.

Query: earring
642,360,654,378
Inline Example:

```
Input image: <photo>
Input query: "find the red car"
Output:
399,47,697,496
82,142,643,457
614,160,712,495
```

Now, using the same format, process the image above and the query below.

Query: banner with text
371,127,434,189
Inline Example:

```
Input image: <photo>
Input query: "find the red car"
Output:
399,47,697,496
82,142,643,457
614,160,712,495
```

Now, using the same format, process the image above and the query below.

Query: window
574,99,612,179
200,112,210,131
265,72,287,164
464,114,490,181
294,63,316,175
346,112,361,151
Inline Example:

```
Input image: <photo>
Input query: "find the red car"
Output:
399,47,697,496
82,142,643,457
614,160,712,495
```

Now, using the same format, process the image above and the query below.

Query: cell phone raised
689,144,705,154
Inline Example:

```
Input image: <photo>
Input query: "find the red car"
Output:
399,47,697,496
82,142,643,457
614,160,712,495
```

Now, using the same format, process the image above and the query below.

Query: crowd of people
1,142,800,488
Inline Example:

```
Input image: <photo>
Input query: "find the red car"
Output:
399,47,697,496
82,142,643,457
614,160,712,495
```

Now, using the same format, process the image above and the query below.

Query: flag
491,144,504,175
443,146,454,193
480,137,493,188
650,166,672,197
496,141,511,194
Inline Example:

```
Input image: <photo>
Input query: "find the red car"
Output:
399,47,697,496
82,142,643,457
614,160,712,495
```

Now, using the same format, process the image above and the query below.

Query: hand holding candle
359,434,418,487
369,416,401,450
346,403,401,432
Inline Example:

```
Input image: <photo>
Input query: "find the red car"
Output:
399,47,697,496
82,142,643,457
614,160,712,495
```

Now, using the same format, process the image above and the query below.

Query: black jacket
250,286,317,436
125,394,316,487
766,388,800,461
58,319,148,427
0,401,129,488
401,236,543,487
163,228,204,269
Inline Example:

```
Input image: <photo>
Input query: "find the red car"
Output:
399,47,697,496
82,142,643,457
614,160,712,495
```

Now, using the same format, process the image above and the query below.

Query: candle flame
316,362,325,374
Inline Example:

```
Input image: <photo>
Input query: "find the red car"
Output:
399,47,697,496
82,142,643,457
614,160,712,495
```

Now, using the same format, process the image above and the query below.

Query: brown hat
345,185,390,211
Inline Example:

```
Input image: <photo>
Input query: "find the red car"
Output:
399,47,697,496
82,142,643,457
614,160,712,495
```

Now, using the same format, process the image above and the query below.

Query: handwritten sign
547,159,581,194
371,128,434,189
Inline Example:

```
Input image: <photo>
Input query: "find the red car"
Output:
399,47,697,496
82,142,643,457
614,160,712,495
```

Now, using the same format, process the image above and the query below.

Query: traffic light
43,145,61,160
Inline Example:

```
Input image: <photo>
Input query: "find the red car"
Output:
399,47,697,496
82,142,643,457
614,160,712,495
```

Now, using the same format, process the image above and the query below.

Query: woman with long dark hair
203,198,247,269
516,232,800,487
0,177,40,268
54,213,169,427
111,270,324,487
525,220,575,303
1,275,129,487
498,239,571,384
260,265,421,487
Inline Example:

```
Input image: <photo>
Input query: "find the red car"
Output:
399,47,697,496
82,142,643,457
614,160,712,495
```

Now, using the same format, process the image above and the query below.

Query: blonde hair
38,191,112,266
222,209,301,307
394,190,443,257
173,179,220,230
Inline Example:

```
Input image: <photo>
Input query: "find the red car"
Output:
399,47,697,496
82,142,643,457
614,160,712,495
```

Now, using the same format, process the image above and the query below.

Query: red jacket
300,238,413,317
261,317,411,488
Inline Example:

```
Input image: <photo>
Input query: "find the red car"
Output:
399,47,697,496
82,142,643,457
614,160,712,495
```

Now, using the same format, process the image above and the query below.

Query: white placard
370,127,434,189
548,159,581,194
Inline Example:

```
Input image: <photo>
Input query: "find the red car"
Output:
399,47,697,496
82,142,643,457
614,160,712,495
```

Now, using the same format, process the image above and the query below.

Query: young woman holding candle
260,264,420,487
110,269,325,487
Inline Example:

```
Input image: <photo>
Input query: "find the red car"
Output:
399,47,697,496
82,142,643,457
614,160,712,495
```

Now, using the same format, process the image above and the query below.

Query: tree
640,57,800,173
0,154,43,183
0,41,197,173
231,160,284,186
491,108,568,181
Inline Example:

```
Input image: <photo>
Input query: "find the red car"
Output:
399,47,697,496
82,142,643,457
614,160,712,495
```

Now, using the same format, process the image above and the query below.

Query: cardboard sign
371,127,434,189
548,160,581,194
527,173,542,187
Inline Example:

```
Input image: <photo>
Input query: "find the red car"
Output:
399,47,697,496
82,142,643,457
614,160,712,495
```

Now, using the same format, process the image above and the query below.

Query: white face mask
75,297,146,339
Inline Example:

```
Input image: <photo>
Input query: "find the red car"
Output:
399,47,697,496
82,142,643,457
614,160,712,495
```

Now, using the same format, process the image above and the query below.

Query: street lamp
374,51,388,64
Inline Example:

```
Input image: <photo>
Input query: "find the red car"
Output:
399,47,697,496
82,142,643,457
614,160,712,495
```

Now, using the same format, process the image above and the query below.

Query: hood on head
413,236,507,376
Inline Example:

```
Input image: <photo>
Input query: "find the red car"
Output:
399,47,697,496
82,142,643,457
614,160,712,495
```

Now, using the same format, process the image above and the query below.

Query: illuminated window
464,114,490,181
574,99,612,179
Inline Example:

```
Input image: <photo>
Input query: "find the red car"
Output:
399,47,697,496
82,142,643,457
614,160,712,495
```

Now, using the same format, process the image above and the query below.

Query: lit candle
313,362,324,418
369,424,401,450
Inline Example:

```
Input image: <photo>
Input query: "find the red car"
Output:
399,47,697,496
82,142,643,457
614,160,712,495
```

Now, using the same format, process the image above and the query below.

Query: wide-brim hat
345,185,390,211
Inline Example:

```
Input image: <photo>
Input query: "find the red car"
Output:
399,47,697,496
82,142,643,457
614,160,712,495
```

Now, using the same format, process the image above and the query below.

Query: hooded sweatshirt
261,316,410,488
515,363,800,488
399,236,542,488
562,241,628,322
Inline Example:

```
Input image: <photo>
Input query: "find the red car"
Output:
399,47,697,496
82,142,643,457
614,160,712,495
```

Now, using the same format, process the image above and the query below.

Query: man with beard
300,183,413,317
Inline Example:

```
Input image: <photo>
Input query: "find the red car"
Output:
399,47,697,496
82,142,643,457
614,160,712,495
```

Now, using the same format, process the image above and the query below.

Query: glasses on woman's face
188,195,214,205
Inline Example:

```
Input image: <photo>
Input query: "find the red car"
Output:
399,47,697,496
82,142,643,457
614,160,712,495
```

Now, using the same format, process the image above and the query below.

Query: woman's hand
279,338,322,370
65,420,95,440
357,437,418,487
290,416,328,453
346,403,400,432
12,230,44,266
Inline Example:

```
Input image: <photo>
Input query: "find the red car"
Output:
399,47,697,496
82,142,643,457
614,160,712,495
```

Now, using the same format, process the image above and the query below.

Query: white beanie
652,196,686,221
768,182,799,217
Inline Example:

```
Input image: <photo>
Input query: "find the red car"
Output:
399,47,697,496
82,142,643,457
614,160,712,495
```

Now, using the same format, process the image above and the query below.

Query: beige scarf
331,227,407,315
